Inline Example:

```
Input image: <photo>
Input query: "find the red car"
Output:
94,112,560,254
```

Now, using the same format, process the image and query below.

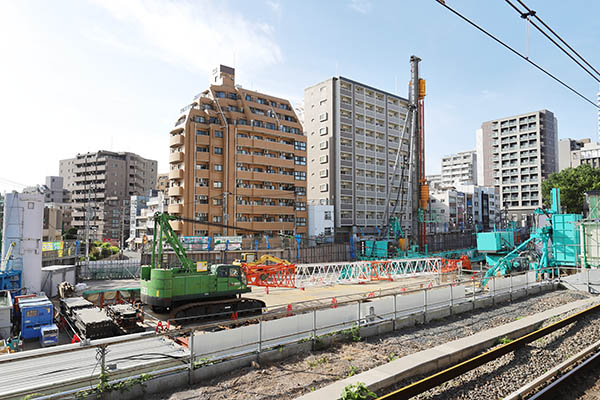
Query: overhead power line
514,0,600,79
504,0,600,83
434,0,599,109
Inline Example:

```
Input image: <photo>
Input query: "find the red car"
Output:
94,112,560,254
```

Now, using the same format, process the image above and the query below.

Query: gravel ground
381,297,600,400
151,289,592,400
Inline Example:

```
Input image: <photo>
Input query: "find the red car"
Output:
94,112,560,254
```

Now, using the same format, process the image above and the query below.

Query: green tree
542,164,600,214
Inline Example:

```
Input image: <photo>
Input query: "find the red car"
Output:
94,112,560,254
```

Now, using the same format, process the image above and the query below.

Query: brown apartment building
168,65,307,238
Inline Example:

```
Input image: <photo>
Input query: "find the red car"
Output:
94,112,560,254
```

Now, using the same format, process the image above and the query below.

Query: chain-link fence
78,260,141,280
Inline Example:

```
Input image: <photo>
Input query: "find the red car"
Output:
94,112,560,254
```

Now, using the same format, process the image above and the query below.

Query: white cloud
89,0,283,75
349,0,372,14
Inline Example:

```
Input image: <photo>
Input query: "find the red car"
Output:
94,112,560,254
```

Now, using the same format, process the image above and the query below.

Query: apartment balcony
170,135,184,147
169,152,184,163
236,221,294,231
169,169,184,180
236,205,293,214
168,186,184,197
168,204,183,214
169,220,183,232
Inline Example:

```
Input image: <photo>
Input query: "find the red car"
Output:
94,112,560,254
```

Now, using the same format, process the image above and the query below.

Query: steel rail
504,337,600,399
378,302,600,399
527,343,600,399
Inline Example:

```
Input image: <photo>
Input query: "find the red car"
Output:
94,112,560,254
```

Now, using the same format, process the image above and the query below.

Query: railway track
506,338,600,399
378,302,600,400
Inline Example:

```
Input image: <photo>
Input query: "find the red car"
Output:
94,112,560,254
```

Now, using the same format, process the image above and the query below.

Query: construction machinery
481,188,580,286
0,242,22,294
238,255,296,288
140,212,265,321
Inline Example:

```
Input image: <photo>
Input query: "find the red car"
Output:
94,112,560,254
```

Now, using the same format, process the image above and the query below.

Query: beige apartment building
60,151,157,244
168,65,307,238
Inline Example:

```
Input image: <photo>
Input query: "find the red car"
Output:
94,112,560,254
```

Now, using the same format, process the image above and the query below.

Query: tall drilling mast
408,56,428,250
409,56,421,247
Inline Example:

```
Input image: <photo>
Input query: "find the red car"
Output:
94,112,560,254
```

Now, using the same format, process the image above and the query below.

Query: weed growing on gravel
498,336,513,345
387,353,398,362
515,316,524,320
340,382,376,400
308,356,330,368
347,365,358,377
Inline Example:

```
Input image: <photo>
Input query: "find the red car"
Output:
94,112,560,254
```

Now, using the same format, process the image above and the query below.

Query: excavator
140,213,266,321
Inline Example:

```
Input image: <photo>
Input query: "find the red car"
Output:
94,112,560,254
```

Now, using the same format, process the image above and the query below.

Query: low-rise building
308,204,334,244
429,185,498,233
558,138,590,171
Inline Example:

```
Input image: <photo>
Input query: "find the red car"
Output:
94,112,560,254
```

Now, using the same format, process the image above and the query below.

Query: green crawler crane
140,213,265,321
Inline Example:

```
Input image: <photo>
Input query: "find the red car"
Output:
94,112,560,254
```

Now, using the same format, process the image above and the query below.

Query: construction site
3,31,600,400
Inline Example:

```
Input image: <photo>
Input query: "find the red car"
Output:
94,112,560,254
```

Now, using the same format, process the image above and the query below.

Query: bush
101,247,112,257
110,246,120,254
101,242,112,249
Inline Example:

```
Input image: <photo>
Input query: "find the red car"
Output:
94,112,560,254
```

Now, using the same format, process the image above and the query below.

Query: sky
1,0,600,192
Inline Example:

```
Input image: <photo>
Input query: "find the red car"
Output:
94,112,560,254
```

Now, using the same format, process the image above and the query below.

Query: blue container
18,296,53,340
476,231,514,253
552,214,581,266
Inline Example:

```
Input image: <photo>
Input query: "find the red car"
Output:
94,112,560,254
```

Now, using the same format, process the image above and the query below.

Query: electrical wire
504,0,600,83
514,0,600,79
434,0,600,109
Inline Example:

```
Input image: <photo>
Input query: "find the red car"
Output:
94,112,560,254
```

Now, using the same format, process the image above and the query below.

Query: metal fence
4,268,560,400
78,260,141,280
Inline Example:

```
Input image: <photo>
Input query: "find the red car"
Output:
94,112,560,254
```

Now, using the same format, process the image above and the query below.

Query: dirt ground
150,290,591,400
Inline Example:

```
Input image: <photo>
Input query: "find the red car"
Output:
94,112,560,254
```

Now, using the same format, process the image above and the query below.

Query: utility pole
223,191,229,236
293,191,298,238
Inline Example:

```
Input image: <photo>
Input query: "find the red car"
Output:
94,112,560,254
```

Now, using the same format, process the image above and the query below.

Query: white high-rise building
477,110,558,219
440,150,477,187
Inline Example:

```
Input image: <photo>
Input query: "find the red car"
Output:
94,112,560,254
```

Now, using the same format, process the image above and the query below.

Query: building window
319,127,328,136
197,146,209,152
214,164,223,171
294,156,306,165
320,183,328,192
195,178,208,187
196,129,209,136
195,195,208,204
213,216,222,223
214,131,223,138
294,141,306,151
214,147,223,155
319,112,328,122
295,202,306,211
324,227,332,235
320,169,328,178
296,217,307,226
195,213,208,222
213,181,222,188
294,171,306,181
319,155,328,164
324,210,332,220
320,140,328,150
213,198,223,206
215,91,226,98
